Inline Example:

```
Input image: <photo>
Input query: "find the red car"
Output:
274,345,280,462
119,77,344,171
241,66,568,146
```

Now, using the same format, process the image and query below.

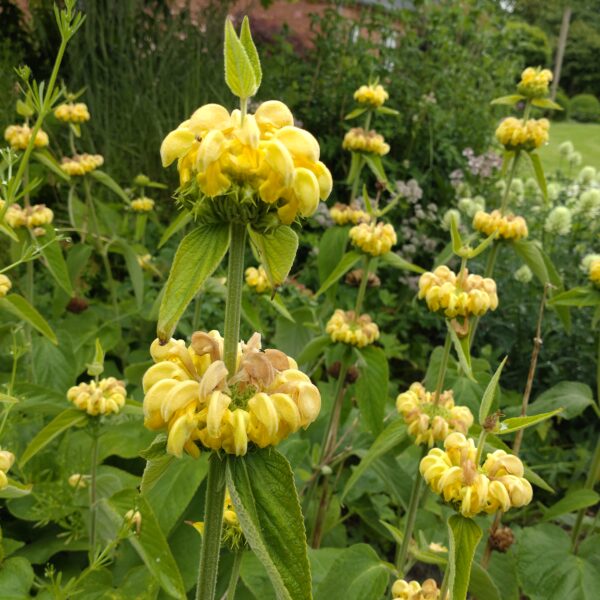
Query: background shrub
503,20,551,69
569,93,600,122
552,89,570,121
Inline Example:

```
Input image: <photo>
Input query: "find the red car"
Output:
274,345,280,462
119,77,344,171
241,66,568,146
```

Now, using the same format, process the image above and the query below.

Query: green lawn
538,121,600,173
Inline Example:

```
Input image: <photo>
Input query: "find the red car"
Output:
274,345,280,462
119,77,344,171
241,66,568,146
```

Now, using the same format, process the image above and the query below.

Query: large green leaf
0,557,34,599
470,562,502,600
447,515,482,600
38,226,73,295
317,226,349,302
239,16,262,88
512,240,561,287
226,448,311,600
526,152,547,200
313,544,388,600
497,409,562,435
32,150,71,182
355,345,389,435
490,94,525,106
20,408,88,466
341,418,407,500
0,479,33,499
89,169,130,204
224,18,258,99
543,489,600,522
158,209,191,248
248,225,298,286
479,356,507,425
296,335,332,367
379,252,424,274
549,287,600,307
447,323,475,381
528,381,594,420
315,251,362,297
0,294,57,344
158,223,230,340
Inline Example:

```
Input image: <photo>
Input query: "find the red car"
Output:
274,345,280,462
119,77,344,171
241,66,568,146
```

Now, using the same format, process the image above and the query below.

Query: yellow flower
124,509,143,534
329,202,370,225
0,449,15,490
349,221,397,256
68,473,88,489
142,332,321,458
517,67,553,99
326,309,379,348
4,124,49,150
2,203,54,230
354,83,389,108
54,102,91,123
160,101,332,224
67,377,126,416
192,489,245,549
418,265,498,319
473,210,528,241
245,266,272,293
589,258,600,286
392,578,442,600
342,127,390,156
131,196,155,213
495,117,549,152
0,274,12,298
60,154,104,176
396,382,473,446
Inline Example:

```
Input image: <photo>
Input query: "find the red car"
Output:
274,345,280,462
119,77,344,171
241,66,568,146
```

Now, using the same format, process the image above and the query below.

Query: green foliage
569,93,600,123
503,20,551,69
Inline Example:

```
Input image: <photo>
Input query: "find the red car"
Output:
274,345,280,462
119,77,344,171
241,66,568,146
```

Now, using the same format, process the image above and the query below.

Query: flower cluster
329,202,370,225
245,266,272,293
353,83,389,108
67,377,127,416
349,221,397,256
142,332,321,457
420,433,533,517
54,102,91,123
1,201,54,231
4,124,49,150
326,309,379,348
589,256,600,286
517,67,553,99
544,206,572,236
0,450,15,490
392,578,442,600
396,382,473,447
462,147,502,178
495,117,549,152
342,128,390,156
0,274,11,298
473,210,528,240
131,197,155,213
160,101,332,224
193,490,244,549
60,153,104,176
418,265,498,319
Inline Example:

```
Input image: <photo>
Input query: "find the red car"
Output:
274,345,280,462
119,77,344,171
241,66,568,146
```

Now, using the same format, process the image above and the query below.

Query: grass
538,121,600,174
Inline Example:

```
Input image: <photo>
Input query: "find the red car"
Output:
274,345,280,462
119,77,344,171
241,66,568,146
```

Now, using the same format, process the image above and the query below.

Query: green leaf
346,152,364,184
248,226,298,287
100,490,186,599
20,408,88,466
467,232,497,259
265,294,294,322
224,19,257,99
450,212,463,254
470,562,502,600
112,240,144,308
344,107,367,120
379,252,424,273
479,356,507,425
296,335,332,367
141,455,175,495
315,251,361,297
529,381,594,420
447,323,475,381
0,294,57,344
158,223,230,340
524,465,554,493
531,97,563,110
376,106,399,115
317,226,349,301
512,240,562,288
0,479,33,499
0,557,34,599
35,226,73,295
362,154,387,183
490,94,525,106
447,515,482,600
158,209,191,248
497,408,562,435
240,16,262,89
355,345,389,435
313,544,388,600
549,287,600,307
543,489,600,522
341,418,407,500
526,152,547,201
89,169,130,204
32,150,70,182
226,448,311,600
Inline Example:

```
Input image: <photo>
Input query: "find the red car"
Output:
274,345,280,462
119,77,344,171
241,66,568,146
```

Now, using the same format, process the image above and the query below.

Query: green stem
88,429,99,564
223,223,247,375
395,445,428,573
196,454,227,600
433,332,452,403
439,565,450,599
500,151,520,215
354,257,372,315
475,430,488,466
225,551,243,600
350,167,361,203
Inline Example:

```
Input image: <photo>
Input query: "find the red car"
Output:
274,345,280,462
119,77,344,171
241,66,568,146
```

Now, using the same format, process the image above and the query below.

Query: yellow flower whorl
349,221,397,256
131,197,155,213
495,117,549,152
392,578,442,600
60,154,104,176
473,209,528,241
159,101,332,224
517,67,553,99
0,449,15,491
342,127,390,156
0,274,12,298
1,202,54,230
4,124,49,150
329,202,370,225
245,266,272,293
418,265,498,318
67,377,127,416
326,309,379,348
68,473,88,489
142,332,321,458
396,382,473,446
420,433,533,517
353,83,389,108
54,102,91,124
589,258,600,286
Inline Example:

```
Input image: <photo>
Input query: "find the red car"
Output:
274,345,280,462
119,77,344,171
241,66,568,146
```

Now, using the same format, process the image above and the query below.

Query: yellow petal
275,126,320,162
161,380,200,422
206,391,231,438
255,100,294,134
160,127,196,167
271,393,300,432
231,408,250,456
142,362,188,393
248,392,279,437
312,161,333,200
265,140,294,184
293,167,320,216
198,129,227,171
167,412,196,457
277,199,298,225
235,114,260,149
189,103,232,134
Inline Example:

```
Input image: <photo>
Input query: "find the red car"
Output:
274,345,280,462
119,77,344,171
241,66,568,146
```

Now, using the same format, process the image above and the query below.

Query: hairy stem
224,550,243,600
88,429,99,564
434,332,452,403
354,257,372,315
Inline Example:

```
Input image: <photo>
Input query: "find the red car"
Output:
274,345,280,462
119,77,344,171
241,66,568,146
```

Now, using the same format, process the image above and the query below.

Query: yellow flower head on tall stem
54,102,91,123
329,202,371,225
67,377,127,416
131,196,155,213
349,221,397,256
0,274,12,299
4,124,49,150
392,577,443,600
495,117,549,152
3,203,54,230
326,309,379,348
342,128,390,156
60,154,104,176
473,210,528,241
354,83,389,108
0,449,15,491
517,67,553,99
